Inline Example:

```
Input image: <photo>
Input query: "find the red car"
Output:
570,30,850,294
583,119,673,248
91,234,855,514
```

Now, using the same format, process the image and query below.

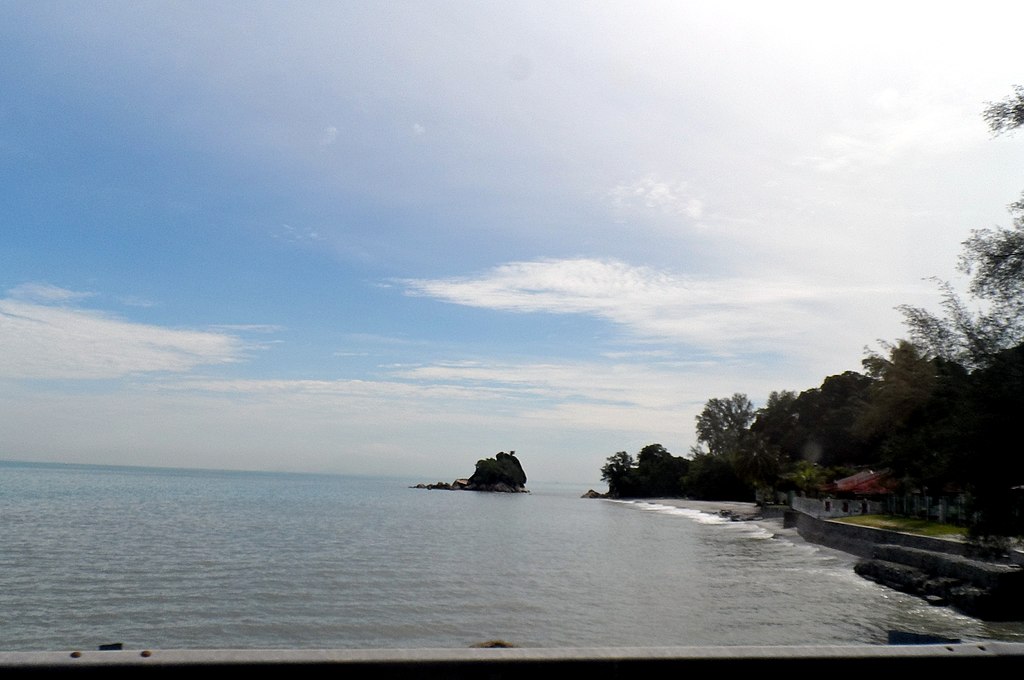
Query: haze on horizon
1,2,1022,485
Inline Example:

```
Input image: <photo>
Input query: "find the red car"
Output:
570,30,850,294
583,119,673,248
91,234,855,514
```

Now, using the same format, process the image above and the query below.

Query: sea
2,460,1023,652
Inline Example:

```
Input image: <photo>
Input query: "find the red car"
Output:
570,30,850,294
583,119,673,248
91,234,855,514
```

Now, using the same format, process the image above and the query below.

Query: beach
647,498,765,520
639,498,807,544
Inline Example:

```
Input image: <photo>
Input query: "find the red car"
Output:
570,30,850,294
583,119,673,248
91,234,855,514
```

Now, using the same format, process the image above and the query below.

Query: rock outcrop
413,451,529,493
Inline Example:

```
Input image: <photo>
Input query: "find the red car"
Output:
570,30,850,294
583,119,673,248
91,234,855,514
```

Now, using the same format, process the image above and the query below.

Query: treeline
601,85,1024,539
603,343,1022,515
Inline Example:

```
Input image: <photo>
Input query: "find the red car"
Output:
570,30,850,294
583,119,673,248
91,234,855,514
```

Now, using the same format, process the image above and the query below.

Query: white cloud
7,282,95,303
609,175,704,219
0,351,806,480
799,87,985,173
401,257,909,357
0,298,247,379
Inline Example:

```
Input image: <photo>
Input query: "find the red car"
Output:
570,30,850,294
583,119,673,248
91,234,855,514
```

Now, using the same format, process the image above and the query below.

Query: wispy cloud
117,295,158,308
7,282,95,303
210,324,284,334
0,298,247,379
401,258,902,355
609,175,704,220
798,88,984,173
271,223,325,243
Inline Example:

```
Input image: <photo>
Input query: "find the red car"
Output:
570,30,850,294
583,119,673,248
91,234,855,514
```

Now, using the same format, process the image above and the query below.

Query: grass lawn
833,514,967,539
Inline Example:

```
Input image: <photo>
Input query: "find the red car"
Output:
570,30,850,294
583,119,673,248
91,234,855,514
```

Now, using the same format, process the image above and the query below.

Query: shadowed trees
600,444,690,498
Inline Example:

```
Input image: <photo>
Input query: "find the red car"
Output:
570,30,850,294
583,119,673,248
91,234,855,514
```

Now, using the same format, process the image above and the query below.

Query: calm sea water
2,460,1023,652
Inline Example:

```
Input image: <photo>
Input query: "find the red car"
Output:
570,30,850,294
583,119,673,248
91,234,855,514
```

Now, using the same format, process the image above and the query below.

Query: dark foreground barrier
2,643,1023,678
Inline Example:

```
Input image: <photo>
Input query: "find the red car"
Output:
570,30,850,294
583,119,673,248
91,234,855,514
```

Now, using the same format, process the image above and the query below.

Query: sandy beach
646,498,765,520
634,498,803,542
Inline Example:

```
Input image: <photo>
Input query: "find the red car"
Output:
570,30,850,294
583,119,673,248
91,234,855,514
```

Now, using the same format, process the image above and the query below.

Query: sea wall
787,510,970,559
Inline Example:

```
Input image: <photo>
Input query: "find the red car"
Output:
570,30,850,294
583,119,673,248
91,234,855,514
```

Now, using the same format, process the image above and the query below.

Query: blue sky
2,1,1022,485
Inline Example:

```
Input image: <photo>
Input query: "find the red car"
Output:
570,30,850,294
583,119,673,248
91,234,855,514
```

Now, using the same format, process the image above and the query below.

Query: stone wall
855,544,1024,620
788,510,1024,620
788,510,969,559
791,496,886,520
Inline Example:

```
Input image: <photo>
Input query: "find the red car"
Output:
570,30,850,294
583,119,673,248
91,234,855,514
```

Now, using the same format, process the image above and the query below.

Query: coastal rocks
412,480,468,491
413,451,529,493
581,489,607,498
718,509,757,522
854,544,1024,621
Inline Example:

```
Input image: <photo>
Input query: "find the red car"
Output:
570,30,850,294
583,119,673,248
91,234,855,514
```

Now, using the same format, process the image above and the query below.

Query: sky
1,1,1023,486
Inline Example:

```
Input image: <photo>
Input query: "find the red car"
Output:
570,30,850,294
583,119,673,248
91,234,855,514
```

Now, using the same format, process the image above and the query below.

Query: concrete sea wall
785,510,971,559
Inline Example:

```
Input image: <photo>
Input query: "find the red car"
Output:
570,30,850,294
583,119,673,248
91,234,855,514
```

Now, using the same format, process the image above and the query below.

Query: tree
600,451,637,498
780,460,827,497
961,343,1024,540
898,276,1022,370
635,443,689,497
790,372,875,467
855,341,971,492
899,85,1024,369
731,434,784,497
750,390,800,459
601,445,690,498
974,88,1024,311
856,340,938,439
694,393,755,457
681,450,753,502
983,84,1024,135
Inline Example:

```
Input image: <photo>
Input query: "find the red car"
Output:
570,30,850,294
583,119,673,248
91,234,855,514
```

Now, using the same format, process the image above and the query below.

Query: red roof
827,469,896,496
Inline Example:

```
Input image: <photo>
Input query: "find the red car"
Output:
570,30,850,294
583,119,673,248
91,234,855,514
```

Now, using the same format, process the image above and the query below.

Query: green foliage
681,450,753,502
779,460,827,496
750,390,801,461
960,344,1024,539
600,450,636,497
797,372,876,467
748,374,876,471
600,444,689,498
694,393,754,457
983,84,1024,135
635,444,690,497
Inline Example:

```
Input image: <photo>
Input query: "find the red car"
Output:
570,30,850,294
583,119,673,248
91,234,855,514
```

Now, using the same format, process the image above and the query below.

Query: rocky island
412,451,529,493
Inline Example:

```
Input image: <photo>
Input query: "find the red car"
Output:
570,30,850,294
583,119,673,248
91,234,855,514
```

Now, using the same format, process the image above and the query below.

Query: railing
885,494,969,524
1,643,1023,677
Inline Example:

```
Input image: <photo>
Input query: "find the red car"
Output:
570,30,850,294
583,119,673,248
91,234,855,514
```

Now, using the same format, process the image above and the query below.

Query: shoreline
639,498,765,521
636,497,1024,622
621,497,815,552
